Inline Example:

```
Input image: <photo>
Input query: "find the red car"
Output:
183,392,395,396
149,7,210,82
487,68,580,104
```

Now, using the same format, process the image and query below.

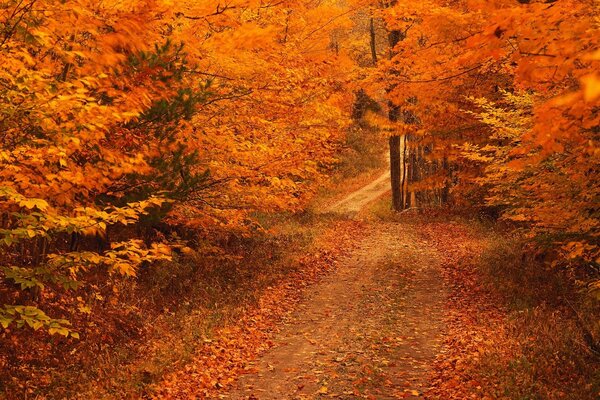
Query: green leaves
0,185,171,336
2,266,45,290
0,305,78,338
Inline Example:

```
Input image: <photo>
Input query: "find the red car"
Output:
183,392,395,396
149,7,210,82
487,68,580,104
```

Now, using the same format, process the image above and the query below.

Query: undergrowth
476,233,600,399
1,214,330,398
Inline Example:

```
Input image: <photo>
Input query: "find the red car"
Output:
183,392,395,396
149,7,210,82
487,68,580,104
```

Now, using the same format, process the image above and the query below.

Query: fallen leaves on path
223,222,446,399
150,220,366,399
420,221,514,400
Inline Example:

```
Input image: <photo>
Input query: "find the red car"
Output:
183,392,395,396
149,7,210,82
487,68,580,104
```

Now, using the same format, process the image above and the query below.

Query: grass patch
474,231,600,399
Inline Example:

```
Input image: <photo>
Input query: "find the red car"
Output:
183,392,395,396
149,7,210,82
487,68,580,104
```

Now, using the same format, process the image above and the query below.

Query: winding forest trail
223,178,447,399
327,170,391,214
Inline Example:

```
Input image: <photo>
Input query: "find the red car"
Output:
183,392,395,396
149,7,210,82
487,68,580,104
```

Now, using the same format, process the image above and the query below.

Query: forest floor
11,147,595,399
189,175,598,400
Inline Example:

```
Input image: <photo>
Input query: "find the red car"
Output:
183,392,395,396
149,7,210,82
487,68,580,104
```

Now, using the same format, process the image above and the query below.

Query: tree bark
387,19,405,211
389,135,402,210
402,134,408,208
369,18,378,65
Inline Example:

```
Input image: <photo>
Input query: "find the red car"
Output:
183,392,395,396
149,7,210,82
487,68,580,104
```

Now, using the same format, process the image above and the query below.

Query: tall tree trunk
369,17,378,65
389,135,402,210
387,23,404,211
388,101,402,210
402,134,409,208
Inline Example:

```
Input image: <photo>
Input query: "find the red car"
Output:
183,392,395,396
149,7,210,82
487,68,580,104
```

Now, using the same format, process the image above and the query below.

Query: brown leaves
150,220,365,398
419,222,508,400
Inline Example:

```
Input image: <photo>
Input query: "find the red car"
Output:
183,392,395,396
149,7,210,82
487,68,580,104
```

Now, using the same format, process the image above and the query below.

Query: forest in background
0,0,598,398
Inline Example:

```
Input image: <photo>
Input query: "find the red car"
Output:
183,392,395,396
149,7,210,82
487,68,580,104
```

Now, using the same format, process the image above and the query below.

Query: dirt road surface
327,170,391,214
223,176,446,399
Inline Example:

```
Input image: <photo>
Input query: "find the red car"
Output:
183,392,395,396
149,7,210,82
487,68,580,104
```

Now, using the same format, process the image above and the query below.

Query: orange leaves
1,0,352,342
581,73,600,102
368,0,598,272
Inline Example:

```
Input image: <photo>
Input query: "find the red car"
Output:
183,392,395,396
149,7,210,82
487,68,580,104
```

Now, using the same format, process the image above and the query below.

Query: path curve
327,170,391,214
327,151,403,215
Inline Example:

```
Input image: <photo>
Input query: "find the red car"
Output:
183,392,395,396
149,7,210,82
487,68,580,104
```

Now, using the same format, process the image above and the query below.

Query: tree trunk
389,135,402,210
387,21,405,211
369,18,378,65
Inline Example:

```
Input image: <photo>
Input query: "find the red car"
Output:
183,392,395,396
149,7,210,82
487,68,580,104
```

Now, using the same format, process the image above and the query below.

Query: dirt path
223,180,446,399
327,170,391,214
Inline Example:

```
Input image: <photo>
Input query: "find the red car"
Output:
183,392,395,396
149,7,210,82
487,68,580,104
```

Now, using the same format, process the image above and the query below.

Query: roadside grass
475,233,600,399
365,194,600,399
360,192,393,220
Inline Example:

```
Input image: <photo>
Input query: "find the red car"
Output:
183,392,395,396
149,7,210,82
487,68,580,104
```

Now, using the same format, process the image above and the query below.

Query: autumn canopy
0,0,598,397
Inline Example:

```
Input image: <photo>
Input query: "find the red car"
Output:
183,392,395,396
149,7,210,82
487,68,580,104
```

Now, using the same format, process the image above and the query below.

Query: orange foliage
357,0,599,288
0,0,352,334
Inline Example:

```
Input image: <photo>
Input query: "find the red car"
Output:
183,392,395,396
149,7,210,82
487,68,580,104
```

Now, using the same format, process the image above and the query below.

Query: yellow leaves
0,186,49,211
104,240,172,277
111,262,137,277
150,242,172,258
0,184,170,251
19,198,49,212
0,151,11,162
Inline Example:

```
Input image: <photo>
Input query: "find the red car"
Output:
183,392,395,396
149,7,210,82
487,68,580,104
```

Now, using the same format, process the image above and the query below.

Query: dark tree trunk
387,20,404,211
369,18,378,65
402,134,409,208
389,135,402,210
